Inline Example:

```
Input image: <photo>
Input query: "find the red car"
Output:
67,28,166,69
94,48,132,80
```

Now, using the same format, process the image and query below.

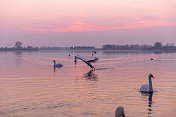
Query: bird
75,55,98,70
151,58,154,60
115,106,125,117
53,60,63,68
140,74,155,93
92,51,96,56
74,56,77,65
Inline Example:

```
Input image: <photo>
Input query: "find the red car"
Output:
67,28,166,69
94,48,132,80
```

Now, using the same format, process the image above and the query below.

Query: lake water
0,50,176,117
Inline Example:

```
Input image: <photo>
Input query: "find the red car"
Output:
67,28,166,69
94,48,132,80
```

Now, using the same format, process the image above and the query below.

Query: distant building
15,41,23,49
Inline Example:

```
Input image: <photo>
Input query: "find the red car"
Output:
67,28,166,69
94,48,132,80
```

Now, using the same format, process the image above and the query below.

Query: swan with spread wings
75,55,99,70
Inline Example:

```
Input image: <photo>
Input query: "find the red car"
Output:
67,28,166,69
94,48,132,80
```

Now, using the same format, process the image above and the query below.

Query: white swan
53,60,63,68
140,74,155,93
115,106,125,117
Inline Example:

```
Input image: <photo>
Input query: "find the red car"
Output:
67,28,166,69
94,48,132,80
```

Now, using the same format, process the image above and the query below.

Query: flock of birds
53,51,156,117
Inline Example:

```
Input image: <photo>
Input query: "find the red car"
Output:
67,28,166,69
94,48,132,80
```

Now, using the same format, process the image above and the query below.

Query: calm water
0,50,176,117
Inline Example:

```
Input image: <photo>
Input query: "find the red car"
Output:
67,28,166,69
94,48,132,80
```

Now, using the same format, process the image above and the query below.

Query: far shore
1,49,176,54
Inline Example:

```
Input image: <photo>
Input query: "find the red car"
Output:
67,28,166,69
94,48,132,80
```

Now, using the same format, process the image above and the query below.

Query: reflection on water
141,92,153,116
83,70,98,81
148,93,153,116
102,50,176,55
15,51,22,65
148,93,153,107
0,50,176,117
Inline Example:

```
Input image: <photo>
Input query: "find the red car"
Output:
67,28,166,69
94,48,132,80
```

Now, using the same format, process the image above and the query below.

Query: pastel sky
0,0,176,47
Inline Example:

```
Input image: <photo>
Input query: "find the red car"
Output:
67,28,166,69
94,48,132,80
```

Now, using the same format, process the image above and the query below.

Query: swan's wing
140,84,149,92
87,57,99,63
76,55,87,62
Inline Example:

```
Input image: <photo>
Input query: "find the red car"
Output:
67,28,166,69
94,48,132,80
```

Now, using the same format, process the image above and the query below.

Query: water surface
0,50,176,117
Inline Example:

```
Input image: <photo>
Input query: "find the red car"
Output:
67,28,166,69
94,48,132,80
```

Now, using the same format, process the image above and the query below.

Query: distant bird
75,55,98,70
74,56,77,65
140,74,155,93
151,58,154,60
92,51,96,56
115,106,125,117
53,60,63,68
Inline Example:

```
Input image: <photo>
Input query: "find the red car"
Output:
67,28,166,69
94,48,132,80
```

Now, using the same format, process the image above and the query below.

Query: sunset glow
1,1,176,116
1,0,176,47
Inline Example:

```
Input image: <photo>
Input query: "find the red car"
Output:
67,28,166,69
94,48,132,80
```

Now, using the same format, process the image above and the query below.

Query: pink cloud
55,22,104,32
21,20,176,33
22,22,104,32
109,19,176,30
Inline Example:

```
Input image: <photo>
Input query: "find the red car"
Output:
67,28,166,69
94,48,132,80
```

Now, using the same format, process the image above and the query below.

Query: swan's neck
54,62,56,67
148,77,153,92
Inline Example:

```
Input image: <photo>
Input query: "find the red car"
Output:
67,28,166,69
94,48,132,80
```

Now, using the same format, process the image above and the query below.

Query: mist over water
0,50,176,117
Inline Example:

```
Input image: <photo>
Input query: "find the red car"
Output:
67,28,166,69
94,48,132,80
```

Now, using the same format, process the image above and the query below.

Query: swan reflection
83,70,98,81
141,92,153,116
148,93,153,107
148,93,153,116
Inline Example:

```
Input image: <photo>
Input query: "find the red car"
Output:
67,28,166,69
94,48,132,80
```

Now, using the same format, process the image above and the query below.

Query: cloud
22,22,104,32
109,19,175,30
21,20,176,33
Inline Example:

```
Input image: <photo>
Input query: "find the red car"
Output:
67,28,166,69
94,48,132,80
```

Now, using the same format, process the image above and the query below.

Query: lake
0,50,176,117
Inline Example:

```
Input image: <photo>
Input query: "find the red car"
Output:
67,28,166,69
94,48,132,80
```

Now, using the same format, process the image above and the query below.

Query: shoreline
1,49,176,53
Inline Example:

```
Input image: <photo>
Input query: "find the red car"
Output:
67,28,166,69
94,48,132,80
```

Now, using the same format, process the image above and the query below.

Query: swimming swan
53,60,63,68
115,106,125,117
140,74,155,93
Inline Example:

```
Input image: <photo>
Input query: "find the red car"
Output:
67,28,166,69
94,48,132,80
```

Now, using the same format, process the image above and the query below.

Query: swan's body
75,55,98,70
115,106,125,117
53,60,63,68
140,74,154,93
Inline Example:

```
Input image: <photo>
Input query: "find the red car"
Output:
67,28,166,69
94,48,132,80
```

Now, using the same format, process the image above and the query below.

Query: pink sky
0,0,176,47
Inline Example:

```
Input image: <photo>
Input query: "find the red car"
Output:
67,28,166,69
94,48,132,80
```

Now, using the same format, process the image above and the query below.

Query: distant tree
15,41,23,49
102,45,113,50
154,42,162,49
27,46,33,49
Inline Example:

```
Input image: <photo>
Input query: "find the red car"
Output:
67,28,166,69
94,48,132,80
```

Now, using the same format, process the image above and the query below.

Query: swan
92,51,96,56
53,60,63,68
75,55,98,70
115,106,125,117
140,74,155,93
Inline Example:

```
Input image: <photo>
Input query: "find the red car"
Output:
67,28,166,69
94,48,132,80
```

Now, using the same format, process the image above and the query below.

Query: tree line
102,42,176,50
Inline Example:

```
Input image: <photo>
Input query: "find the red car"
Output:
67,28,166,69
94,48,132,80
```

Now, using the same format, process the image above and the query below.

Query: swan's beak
152,76,154,78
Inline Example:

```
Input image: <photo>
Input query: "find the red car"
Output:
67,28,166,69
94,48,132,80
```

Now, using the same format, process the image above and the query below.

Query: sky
0,0,176,47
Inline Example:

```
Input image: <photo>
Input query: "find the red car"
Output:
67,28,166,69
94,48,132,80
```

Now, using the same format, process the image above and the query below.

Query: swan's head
53,60,56,63
149,74,154,78
115,106,125,117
